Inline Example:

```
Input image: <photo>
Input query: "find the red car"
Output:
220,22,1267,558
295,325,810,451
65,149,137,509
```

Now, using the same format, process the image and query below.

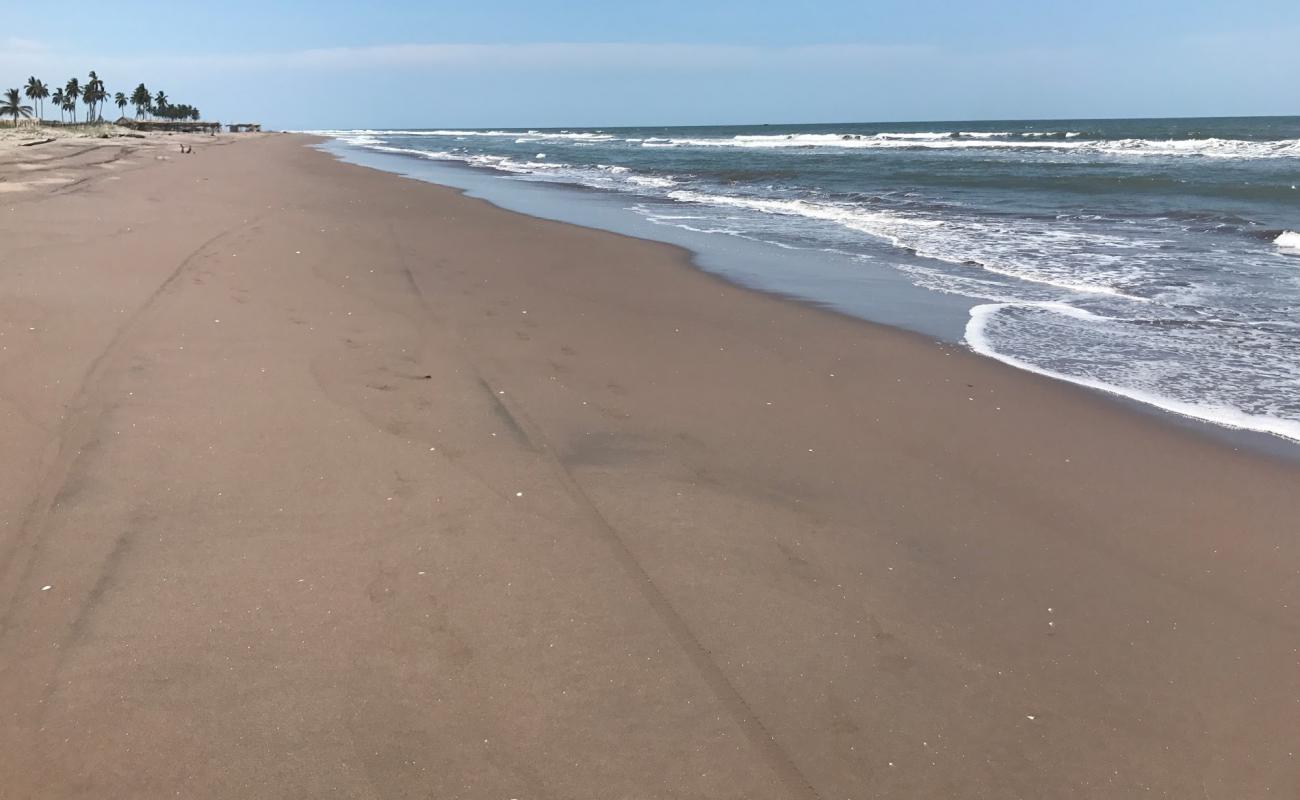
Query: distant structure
117,118,221,134
228,123,262,133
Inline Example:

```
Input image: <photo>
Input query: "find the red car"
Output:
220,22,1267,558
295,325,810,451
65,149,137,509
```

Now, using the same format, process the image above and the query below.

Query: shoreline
3,133,1297,798
318,136,1300,462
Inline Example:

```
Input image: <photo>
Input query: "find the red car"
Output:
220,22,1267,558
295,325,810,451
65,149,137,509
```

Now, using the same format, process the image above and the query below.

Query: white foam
1275,230,1300,251
366,144,452,159
309,128,616,142
350,140,680,194
965,302,1300,442
337,134,383,146
639,132,1300,159
664,190,1150,299
626,174,676,188
310,128,1300,159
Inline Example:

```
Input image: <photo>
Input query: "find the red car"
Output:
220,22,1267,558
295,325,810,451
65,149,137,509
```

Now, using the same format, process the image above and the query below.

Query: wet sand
2,133,1297,799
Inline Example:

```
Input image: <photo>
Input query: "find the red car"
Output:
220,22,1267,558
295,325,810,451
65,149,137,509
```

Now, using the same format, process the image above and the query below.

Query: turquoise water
315,118,1300,441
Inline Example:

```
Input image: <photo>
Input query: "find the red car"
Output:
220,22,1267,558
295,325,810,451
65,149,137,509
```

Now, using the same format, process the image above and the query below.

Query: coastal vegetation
0,88,33,124
2,71,201,127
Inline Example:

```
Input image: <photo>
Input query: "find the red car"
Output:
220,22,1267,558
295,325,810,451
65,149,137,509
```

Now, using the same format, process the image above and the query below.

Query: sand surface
2,133,1297,799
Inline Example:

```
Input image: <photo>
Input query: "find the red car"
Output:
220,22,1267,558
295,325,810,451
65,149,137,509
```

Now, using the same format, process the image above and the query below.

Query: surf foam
643,132,1300,159
965,302,1300,442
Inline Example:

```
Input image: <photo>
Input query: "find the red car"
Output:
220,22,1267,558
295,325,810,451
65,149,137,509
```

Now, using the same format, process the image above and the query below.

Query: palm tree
1,88,34,126
84,71,97,121
89,83,104,121
84,71,107,122
51,88,66,123
114,91,127,120
153,90,168,118
64,77,81,124
130,83,150,119
24,77,48,123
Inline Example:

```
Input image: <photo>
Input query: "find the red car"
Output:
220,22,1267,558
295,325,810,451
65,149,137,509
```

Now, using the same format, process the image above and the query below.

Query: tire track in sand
394,236,823,800
0,223,253,643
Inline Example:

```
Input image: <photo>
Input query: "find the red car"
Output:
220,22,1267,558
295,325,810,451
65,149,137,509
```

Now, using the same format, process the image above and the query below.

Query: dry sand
1,133,1297,799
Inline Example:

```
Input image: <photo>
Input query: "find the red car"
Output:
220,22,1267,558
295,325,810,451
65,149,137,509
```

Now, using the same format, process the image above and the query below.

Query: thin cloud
271,42,935,71
3,41,936,76
1,36,48,53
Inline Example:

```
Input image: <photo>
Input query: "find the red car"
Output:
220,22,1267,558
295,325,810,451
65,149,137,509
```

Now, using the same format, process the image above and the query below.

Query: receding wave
966,302,1300,441
342,143,682,193
664,190,1152,299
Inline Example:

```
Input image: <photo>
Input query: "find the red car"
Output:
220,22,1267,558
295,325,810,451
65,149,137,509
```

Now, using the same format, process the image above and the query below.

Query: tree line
1,71,201,125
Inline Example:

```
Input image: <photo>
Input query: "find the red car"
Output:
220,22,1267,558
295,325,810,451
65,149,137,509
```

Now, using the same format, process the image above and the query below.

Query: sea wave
1276,230,1300,252
356,143,682,192
965,301,1300,441
664,190,1152,298
645,132,1300,158
325,129,1235,302
312,127,1300,159
307,128,617,142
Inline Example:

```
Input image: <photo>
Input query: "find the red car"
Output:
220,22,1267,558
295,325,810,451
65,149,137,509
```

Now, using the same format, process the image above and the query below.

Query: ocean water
312,118,1300,442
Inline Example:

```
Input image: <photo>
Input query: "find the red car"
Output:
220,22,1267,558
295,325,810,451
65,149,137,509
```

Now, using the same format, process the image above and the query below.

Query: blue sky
3,1,1298,128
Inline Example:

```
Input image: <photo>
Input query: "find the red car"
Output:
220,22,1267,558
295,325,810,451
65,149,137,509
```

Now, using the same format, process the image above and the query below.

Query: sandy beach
2,132,1297,798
